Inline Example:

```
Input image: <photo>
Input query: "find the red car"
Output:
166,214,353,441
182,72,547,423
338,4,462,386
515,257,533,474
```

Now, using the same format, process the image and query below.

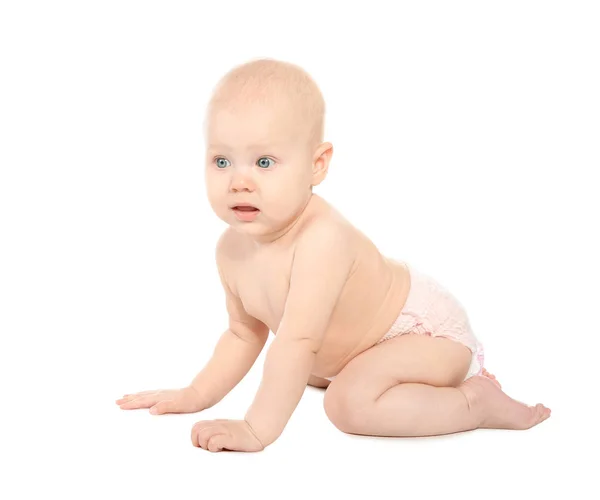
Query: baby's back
219,194,411,379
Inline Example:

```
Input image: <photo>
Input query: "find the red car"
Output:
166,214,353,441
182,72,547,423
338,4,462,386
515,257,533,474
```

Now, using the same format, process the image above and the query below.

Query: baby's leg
308,374,331,389
323,334,550,437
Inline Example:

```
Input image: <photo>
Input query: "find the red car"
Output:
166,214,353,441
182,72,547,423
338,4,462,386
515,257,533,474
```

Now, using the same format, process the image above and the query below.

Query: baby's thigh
308,374,331,388
333,333,471,394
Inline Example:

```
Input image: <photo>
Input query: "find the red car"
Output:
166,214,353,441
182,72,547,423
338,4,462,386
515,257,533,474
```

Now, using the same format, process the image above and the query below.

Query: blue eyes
215,158,230,169
257,157,274,169
214,157,274,169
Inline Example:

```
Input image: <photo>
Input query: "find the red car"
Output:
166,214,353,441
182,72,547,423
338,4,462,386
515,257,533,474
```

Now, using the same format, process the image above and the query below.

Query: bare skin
116,59,550,451
308,375,331,389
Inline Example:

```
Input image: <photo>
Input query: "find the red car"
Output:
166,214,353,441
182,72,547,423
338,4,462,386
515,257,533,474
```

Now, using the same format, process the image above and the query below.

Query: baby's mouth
231,205,261,221
233,206,259,212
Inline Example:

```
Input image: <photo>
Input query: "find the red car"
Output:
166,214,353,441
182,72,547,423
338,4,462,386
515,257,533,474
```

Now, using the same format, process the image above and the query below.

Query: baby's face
205,103,315,241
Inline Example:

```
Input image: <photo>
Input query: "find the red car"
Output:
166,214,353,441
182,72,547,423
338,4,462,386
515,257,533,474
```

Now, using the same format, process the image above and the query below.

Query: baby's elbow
230,319,270,344
288,336,321,355
274,334,321,355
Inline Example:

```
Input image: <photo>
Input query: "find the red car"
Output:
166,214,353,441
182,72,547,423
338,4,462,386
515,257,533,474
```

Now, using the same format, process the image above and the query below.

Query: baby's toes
481,369,501,388
535,404,551,424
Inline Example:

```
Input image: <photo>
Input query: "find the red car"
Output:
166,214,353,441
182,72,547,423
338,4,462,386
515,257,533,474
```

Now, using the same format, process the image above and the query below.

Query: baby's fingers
124,390,156,397
194,425,224,450
115,390,157,404
149,400,179,415
118,395,160,410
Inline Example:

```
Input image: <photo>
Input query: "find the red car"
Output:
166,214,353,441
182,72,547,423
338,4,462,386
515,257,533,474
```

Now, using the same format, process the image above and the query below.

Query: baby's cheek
205,181,224,205
205,192,219,213
272,195,300,219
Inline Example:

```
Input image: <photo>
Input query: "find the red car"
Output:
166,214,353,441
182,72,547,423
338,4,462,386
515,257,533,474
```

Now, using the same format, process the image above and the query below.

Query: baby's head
203,58,332,242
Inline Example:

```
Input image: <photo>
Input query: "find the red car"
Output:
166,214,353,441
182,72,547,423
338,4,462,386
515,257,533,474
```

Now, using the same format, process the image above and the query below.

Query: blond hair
205,58,326,149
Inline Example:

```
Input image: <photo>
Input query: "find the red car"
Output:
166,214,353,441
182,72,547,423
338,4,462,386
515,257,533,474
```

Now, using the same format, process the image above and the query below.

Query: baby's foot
481,368,501,388
459,375,551,430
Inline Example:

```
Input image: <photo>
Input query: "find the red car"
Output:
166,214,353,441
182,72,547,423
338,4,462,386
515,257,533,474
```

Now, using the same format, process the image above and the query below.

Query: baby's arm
244,222,355,446
116,233,267,415
190,234,269,408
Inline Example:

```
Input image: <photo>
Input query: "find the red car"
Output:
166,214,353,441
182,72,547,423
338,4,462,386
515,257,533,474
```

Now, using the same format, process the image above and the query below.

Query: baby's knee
323,386,367,433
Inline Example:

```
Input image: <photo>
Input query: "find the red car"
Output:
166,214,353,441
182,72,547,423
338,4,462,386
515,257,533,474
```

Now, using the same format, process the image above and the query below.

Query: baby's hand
191,419,264,453
115,386,207,415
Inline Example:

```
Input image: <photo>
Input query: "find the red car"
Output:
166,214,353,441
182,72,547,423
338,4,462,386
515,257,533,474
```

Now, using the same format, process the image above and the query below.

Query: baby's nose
229,170,256,192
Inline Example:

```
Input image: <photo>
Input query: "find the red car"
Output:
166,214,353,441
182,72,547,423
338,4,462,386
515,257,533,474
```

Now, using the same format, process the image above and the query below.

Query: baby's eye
257,157,274,169
215,157,230,169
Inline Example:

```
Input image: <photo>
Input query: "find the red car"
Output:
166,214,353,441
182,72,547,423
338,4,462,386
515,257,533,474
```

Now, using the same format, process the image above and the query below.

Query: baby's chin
222,210,267,230
225,212,296,239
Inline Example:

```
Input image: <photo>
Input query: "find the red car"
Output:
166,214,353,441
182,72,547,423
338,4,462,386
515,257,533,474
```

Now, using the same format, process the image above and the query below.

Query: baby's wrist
243,418,267,449
243,414,280,448
186,384,214,409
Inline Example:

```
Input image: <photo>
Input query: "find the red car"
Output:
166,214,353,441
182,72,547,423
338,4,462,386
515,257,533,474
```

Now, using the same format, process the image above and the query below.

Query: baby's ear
311,142,333,187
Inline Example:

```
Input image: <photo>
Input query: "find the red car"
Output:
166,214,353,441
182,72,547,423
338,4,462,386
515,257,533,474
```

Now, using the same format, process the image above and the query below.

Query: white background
1,1,598,498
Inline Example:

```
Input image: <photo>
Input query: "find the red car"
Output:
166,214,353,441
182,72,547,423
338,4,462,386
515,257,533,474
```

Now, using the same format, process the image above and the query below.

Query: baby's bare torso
222,195,411,378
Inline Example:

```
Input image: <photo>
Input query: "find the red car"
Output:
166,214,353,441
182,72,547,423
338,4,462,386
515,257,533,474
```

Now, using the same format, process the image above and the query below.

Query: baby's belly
311,258,411,378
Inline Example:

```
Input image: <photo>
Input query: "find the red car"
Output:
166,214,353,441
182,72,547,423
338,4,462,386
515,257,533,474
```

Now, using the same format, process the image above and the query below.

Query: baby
116,58,551,452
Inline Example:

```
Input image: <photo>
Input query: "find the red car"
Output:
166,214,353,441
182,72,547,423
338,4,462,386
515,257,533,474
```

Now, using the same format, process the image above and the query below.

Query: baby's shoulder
295,209,359,262
304,197,361,241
